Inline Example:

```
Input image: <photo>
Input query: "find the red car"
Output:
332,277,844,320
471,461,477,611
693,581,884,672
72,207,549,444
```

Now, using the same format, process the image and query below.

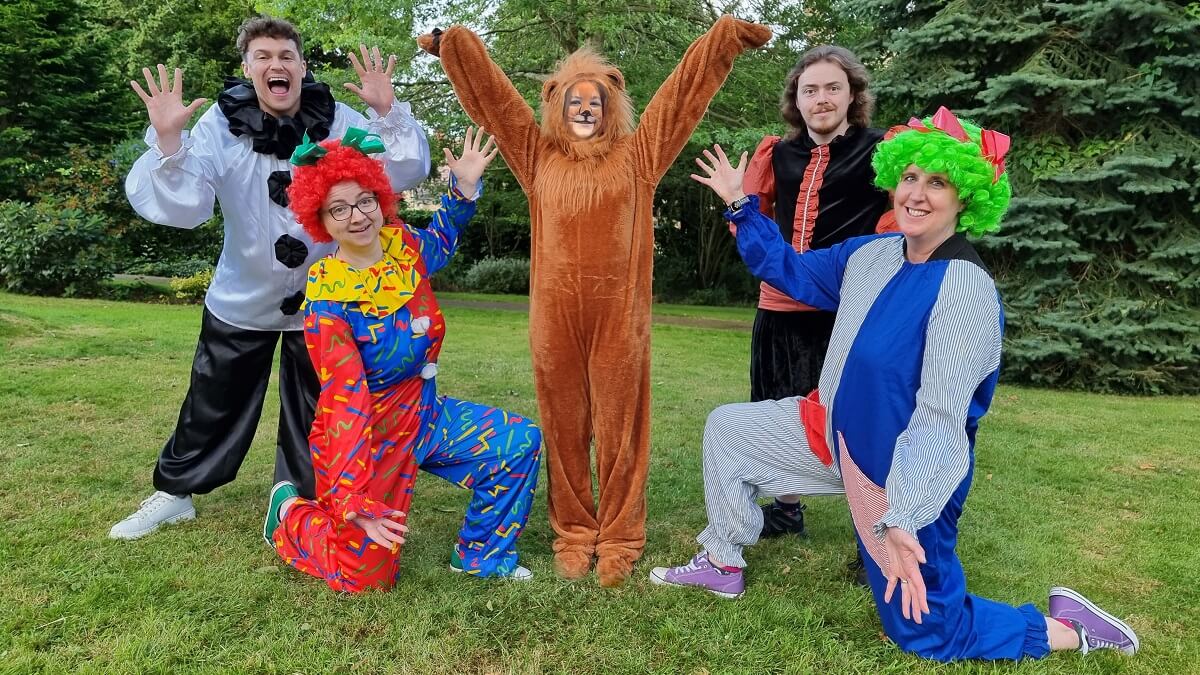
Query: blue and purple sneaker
1049,586,1139,655
649,552,745,599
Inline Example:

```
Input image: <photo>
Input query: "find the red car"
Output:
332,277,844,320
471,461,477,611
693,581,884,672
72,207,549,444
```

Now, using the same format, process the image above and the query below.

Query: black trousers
152,308,318,498
749,308,837,403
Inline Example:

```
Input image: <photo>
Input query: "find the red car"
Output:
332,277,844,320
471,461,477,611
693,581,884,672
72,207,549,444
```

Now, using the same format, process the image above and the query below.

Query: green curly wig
871,115,1011,236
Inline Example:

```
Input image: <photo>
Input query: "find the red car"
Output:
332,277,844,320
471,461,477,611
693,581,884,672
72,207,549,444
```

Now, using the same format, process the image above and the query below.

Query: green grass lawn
438,291,758,323
1,291,1196,674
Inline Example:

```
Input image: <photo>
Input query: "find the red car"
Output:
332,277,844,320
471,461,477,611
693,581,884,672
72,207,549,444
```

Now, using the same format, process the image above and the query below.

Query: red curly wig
287,140,399,243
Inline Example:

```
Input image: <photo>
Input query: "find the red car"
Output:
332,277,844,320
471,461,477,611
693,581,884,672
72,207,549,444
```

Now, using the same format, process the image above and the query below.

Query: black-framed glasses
325,195,379,221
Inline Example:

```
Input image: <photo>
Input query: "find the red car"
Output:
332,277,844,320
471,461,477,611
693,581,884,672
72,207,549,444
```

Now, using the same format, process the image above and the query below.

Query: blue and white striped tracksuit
696,197,1050,662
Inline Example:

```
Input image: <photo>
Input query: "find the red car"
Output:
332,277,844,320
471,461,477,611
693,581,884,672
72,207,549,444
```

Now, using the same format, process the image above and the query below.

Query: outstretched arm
388,129,497,276
693,144,844,310
635,15,771,182
418,27,540,191
338,45,431,190
125,64,222,229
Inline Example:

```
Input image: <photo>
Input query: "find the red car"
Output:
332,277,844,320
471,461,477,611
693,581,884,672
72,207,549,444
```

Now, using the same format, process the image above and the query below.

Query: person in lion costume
418,15,771,587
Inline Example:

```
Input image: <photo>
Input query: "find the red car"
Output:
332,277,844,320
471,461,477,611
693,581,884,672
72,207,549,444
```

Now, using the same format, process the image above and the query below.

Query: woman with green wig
649,107,1139,662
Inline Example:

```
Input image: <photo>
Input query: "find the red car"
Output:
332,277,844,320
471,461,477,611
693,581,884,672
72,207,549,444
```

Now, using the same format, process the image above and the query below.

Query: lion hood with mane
539,47,635,160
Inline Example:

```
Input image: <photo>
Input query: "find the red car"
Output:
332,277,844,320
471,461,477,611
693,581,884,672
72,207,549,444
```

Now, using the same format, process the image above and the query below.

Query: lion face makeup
565,81,605,139
540,47,634,158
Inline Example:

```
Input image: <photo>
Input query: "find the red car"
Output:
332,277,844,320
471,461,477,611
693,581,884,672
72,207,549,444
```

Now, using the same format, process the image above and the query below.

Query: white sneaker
504,565,534,581
109,491,195,540
450,552,533,581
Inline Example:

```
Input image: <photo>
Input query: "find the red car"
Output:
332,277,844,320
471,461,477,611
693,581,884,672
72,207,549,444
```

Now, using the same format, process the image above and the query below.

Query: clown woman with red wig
263,127,543,591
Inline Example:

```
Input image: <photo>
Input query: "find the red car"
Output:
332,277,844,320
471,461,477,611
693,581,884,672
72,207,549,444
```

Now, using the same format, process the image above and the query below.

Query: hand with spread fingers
689,144,749,207
883,526,931,624
345,44,397,117
346,509,409,551
130,64,208,156
442,126,498,200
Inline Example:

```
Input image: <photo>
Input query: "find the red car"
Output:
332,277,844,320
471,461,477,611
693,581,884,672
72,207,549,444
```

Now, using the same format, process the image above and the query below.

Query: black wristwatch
727,195,752,213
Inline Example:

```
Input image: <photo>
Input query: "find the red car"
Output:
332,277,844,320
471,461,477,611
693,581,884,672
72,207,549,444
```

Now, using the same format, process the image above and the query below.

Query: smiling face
894,164,964,250
242,36,306,118
795,60,852,144
564,81,605,140
320,180,383,254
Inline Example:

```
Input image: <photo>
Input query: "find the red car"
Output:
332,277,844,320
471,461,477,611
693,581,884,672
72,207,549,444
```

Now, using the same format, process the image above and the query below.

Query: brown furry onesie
419,15,771,586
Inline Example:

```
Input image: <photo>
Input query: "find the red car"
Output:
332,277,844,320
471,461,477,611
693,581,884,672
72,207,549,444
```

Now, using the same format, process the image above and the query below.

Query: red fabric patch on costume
798,389,833,467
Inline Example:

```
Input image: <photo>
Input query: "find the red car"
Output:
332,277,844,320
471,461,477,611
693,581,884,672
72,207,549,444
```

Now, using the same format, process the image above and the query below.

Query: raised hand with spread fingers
689,144,749,207
130,64,207,157
345,44,397,117
442,127,498,200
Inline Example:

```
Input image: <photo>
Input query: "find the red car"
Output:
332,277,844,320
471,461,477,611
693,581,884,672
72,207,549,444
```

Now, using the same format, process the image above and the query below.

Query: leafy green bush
123,257,215,278
0,199,114,296
170,268,213,303
462,257,530,295
98,278,173,303
397,205,433,229
429,255,470,292
23,140,222,277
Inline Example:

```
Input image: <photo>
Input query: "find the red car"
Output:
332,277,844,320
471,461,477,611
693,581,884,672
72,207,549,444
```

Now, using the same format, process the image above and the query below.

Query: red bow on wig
902,106,1010,184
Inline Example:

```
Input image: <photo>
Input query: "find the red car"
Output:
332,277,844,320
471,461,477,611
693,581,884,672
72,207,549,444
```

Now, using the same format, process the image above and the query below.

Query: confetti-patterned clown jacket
273,186,543,590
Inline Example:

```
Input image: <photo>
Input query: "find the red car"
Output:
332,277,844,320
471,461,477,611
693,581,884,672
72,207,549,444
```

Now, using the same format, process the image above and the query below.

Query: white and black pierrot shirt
125,79,431,332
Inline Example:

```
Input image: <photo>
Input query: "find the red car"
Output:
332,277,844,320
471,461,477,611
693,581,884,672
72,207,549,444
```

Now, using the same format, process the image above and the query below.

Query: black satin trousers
152,308,318,498
749,308,837,403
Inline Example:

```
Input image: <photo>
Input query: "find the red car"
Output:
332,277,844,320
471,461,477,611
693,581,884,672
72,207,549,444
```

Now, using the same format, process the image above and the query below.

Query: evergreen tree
0,0,128,198
853,0,1200,394
93,0,257,103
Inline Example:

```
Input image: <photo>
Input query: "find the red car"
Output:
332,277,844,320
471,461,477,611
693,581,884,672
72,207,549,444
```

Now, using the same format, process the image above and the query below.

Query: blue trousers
858,472,1051,662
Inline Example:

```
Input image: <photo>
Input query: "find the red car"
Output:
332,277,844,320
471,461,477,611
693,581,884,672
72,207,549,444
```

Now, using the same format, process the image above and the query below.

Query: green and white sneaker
262,481,299,546
450,549,533,581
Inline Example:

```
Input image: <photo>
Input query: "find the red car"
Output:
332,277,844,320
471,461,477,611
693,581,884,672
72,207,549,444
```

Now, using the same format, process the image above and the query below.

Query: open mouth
905,207,930,218
267,77,291,96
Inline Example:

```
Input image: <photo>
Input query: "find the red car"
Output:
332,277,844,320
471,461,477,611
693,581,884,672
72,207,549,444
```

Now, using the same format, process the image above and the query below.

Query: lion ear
541,78,560,103
604,68,626,92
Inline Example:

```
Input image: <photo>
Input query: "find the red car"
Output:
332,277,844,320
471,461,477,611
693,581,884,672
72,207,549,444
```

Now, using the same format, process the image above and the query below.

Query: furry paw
553,551,593,579
596,555,633,588
416,28,443,57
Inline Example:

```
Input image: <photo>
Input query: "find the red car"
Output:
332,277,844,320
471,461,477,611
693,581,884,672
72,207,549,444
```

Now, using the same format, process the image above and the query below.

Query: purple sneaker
1049,587,1139,655
649,552,744,599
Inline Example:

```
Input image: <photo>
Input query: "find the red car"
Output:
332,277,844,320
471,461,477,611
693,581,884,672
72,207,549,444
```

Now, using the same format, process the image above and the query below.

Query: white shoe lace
676,553,709,573
129,492,180,522
1075,622,1124,654
1088,636,1121,651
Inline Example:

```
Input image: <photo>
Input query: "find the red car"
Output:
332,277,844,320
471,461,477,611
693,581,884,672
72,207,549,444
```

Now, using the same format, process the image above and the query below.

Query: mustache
571,114,597,124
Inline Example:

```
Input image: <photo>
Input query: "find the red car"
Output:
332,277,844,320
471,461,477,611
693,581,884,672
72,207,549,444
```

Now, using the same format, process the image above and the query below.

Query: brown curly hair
286,141,399,244
780,45,874,140
236,16,303,58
